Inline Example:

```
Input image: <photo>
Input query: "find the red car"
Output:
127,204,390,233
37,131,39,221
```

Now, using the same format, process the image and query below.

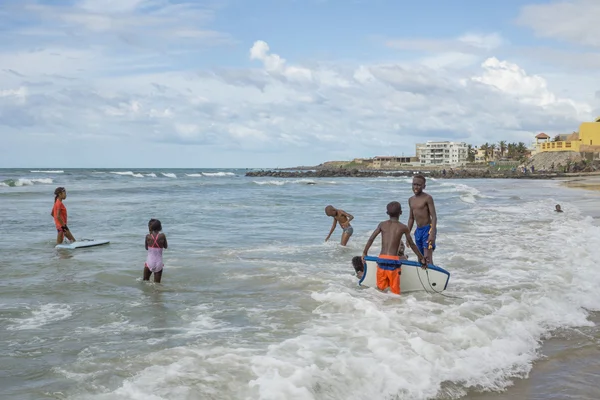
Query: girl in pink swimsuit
144,219,168,283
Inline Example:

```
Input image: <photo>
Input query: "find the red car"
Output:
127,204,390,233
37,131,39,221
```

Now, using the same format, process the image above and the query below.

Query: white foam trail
110,171,144,178
7,304,72,330
30,170,64,173
161,173,177,178
2,178,54,186
202,172,235,177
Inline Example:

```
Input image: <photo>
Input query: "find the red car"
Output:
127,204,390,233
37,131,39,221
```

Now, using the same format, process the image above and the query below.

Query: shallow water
1,169,599,399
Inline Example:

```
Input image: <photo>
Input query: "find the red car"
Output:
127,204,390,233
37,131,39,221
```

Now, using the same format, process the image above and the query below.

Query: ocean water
1,168,599,400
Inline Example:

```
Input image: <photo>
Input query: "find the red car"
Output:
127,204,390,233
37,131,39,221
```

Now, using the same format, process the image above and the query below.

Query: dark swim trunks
415,225,436,255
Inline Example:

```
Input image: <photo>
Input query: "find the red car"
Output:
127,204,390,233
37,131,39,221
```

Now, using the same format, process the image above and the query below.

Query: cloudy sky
1,0,599,168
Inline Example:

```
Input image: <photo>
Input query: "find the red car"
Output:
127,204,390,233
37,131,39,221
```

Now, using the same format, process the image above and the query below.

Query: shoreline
560,175,600,191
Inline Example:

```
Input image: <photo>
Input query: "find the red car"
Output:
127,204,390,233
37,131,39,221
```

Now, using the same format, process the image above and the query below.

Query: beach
562,174,600,192
1,169,600,400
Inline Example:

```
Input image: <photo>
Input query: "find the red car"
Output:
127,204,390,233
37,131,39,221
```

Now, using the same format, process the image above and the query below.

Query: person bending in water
144,219,168,283
555,204,564,213
324,205,354,246
51,187,76,245
362,201,425,295
408,174,437,265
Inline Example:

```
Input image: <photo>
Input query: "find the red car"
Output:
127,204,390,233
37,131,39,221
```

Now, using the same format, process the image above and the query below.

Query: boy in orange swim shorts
361,201,426,294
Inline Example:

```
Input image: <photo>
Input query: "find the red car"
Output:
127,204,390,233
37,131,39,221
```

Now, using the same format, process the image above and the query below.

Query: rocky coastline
245,168,568,180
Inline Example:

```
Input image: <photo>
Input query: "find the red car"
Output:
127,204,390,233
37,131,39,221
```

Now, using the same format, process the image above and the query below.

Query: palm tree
553,134,561,142
498,141,506,158
466,144,475,162
489,143,497,160
517,142,527,160
481,143,489,161
507,142,516,159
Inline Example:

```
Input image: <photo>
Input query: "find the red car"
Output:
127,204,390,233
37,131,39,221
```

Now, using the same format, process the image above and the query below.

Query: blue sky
1,0,599,168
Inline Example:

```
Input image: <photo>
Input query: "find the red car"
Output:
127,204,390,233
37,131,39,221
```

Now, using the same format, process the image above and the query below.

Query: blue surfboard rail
359,255,450,291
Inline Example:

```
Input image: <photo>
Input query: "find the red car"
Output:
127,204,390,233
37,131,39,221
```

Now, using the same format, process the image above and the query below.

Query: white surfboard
55,239,110,250
359,256,450,293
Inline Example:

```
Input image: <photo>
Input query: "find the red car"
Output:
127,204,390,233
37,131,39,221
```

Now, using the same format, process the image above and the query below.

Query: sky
1,0,600,168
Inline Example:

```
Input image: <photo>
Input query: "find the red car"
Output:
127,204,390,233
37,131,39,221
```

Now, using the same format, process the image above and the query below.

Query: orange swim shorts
376,254,402,295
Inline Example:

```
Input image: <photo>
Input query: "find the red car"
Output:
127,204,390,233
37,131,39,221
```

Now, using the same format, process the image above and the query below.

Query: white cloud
0,2,598,167
516,0,600,48
469,57,591,116
250,40,313,82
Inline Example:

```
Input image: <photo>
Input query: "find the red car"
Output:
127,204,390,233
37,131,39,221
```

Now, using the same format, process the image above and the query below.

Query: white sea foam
202,172,236,177
30,170,64,173
161,173,177,178
1,177,54,187
110,171,144,178
7,304,72,330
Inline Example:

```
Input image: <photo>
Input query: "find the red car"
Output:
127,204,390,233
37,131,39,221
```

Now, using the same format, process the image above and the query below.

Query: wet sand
561,175,600,192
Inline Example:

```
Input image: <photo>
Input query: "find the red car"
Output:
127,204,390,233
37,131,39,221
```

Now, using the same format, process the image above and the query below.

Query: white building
416,141,468,166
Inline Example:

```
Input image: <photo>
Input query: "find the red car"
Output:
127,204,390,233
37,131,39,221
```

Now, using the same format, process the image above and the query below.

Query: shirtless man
362,201,425,294
324,205,354,246
408,174,437,265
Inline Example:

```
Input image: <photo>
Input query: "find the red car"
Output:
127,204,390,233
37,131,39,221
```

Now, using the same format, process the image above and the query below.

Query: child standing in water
51,187,76,245
408,174,438,265
144,219,168,283
324,205,354,246
362,201,425,295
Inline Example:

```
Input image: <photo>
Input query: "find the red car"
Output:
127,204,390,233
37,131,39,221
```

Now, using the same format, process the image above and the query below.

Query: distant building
538,118,600,153
372,156,417,169
415,143,425,161
416,141,468,166
475,148,486,162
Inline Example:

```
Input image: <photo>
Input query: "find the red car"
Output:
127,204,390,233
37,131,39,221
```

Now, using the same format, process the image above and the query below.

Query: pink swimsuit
145,233,164,273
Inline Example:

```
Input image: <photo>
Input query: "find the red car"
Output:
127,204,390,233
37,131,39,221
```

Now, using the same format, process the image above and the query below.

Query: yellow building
539,117,600,152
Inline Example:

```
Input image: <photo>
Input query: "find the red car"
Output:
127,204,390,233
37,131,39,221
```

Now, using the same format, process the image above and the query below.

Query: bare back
379,220,408,256
409,193,435,227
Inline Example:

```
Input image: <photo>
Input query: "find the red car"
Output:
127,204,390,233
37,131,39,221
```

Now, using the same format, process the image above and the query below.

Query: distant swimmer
51,187,76,245
555,204,564,213
324,205,354,246
144,219,168,283
362,201,426,295
408,174,438,265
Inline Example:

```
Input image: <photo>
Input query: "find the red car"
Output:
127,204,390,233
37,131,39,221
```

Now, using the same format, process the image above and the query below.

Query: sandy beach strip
559,172,600,191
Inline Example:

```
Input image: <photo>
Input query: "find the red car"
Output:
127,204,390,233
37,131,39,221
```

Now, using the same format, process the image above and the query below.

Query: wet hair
386,201,401,217
413,174,426,184
149,219,162,232
324,205,336,216
54,187,65,202
351,256,364,275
